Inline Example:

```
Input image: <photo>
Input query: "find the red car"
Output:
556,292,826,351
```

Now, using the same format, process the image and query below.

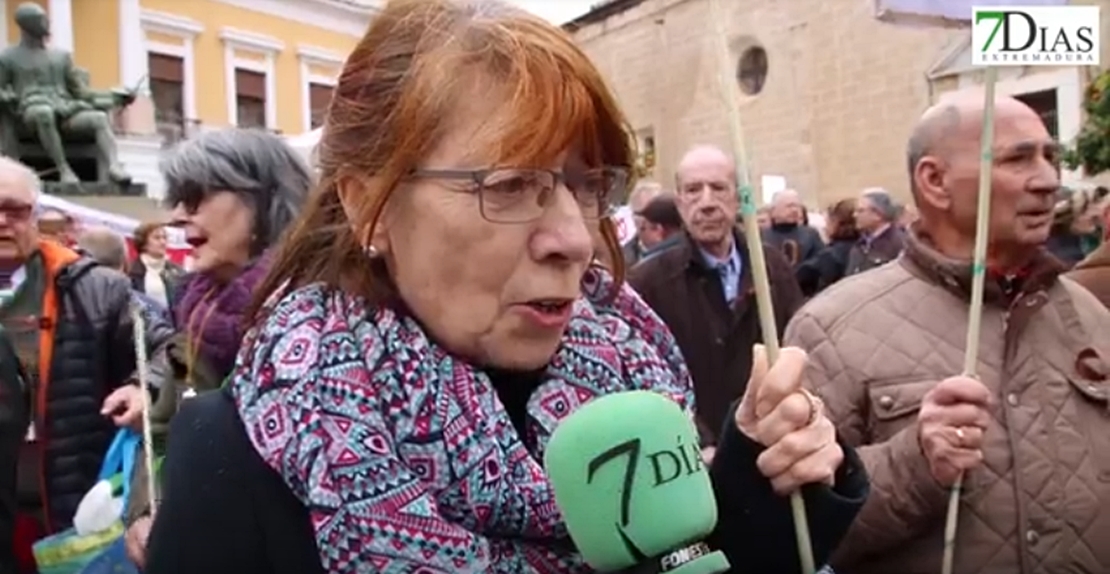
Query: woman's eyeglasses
409,167,629,224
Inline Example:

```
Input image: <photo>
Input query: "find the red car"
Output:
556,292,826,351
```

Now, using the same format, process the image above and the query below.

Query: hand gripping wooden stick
130,302,159,512
705,1,814,572
941,65,999,574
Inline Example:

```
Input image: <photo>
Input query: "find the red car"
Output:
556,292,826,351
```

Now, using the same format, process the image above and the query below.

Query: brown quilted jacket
785,230,1110,574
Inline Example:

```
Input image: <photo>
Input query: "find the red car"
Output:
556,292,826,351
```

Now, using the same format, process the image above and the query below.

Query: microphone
544,391,730,574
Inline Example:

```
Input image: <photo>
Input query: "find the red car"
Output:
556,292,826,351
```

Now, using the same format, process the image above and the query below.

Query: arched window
736,46,768,96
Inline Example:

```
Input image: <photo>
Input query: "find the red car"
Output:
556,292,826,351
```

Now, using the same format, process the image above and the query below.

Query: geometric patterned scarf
229,266,694,573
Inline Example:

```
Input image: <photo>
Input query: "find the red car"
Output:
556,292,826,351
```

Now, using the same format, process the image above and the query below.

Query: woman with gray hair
123,128,312,568
162,128,310,374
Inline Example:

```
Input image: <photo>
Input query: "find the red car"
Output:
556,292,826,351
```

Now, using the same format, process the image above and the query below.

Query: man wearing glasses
0,157,171,571
847,188,905,277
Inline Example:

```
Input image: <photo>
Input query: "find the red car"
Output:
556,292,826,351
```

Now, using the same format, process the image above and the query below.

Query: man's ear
337,175,390,253
914,156,951,211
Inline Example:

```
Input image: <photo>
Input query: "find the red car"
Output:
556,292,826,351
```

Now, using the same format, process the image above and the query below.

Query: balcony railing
157,118,204,149
152,118,285,147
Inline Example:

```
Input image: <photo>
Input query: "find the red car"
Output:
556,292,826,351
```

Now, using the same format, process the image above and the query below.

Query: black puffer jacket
27,247,173,532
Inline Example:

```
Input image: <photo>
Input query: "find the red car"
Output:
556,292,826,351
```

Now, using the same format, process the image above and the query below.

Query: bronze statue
0,2,136,185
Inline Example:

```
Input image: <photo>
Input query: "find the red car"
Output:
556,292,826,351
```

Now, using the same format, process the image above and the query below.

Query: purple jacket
173,256,270,381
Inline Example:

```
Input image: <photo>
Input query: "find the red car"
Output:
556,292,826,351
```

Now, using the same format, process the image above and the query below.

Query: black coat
145,388,868,574
0,254,174,535
762,224,825,270
629,232,805,445
796,240,855,297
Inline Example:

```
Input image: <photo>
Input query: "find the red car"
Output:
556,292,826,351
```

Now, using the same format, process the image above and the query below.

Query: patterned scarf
230,266,694,573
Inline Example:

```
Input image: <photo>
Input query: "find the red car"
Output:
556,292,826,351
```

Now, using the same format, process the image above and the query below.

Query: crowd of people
628,176,1110,304
2,1,1110,573
621,90,1110,572
0,127,311,574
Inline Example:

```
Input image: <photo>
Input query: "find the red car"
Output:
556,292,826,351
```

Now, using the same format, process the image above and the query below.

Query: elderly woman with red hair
143,2,867,573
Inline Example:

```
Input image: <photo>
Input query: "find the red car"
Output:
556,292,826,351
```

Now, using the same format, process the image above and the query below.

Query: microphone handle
663,552,730,574
616,550,730,574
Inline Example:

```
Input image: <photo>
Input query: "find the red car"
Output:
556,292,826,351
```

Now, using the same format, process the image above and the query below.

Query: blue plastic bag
33,429,140,574
80,536,138,574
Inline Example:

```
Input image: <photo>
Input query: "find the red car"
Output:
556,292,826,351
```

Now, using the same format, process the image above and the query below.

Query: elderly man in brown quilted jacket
785,92,1110,574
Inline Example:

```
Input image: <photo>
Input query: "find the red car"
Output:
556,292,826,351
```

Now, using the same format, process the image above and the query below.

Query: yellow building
0,0,375,198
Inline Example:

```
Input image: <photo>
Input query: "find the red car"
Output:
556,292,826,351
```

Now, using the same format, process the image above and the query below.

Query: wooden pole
706,0,815,571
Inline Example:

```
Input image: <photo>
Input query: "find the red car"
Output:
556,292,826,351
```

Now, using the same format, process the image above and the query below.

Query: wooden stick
130,302,159,511
941,64,999,574
705,1,814,572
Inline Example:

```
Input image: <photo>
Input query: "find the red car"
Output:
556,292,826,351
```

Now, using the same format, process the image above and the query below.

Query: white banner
37,195,189,248
874,0,1066,27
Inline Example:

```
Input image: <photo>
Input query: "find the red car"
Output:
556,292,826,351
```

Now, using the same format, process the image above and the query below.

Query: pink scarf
230,266,694,572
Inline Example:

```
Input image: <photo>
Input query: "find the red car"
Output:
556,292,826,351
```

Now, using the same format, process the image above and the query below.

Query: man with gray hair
36,209,78,247
76,226,129,271
762,189,824,269
0,158,172,565
76,226,171,327
623,180,665,265
847,187,905,275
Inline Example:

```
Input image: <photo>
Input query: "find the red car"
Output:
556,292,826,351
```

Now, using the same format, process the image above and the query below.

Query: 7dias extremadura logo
972,5,1099,66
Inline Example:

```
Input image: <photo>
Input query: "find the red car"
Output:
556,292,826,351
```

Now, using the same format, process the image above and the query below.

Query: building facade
0,0,374,199
567,0,1110,209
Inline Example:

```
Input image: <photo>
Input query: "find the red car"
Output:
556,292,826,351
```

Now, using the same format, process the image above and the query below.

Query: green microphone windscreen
544,391,730,573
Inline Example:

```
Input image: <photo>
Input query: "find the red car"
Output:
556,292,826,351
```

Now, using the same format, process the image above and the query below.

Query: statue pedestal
114,95,157,136
44,181,147,197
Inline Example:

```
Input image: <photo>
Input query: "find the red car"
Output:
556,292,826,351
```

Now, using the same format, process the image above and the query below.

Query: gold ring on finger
799,388,822,427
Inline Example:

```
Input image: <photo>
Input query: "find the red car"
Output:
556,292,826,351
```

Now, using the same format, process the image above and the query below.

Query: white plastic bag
72,480,124,536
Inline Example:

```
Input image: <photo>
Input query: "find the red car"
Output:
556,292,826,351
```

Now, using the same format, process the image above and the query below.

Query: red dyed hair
250,0,634,319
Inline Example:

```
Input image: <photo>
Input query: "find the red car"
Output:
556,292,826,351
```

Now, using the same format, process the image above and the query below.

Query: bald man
629,145,803,449
786,93,1110,573
762,189,824,269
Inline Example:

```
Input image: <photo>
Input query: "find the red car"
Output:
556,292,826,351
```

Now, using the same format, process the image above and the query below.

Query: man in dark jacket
0,158,173,553
761,189,824,269
846,187,905,275
77,225,173,329
629,146,804,460
633,194,684,262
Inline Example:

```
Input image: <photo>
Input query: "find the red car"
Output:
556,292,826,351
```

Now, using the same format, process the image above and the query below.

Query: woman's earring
363,244,379,258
